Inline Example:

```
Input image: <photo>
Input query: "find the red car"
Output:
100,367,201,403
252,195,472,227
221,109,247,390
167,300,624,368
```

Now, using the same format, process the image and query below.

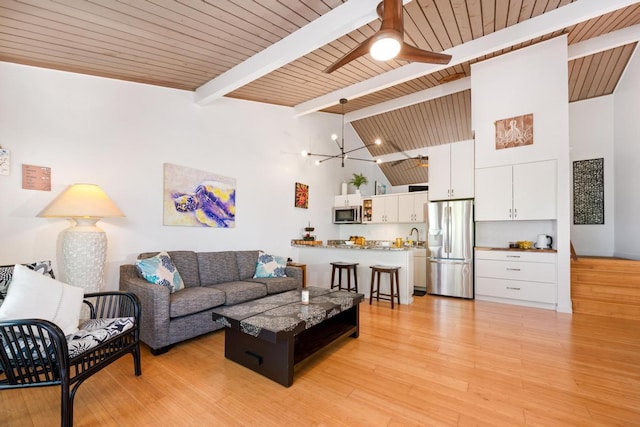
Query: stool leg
331,266,336,290
376,271,381,302
353,265,358,292
338,268,343,290
395,270,400,306
347,267,351,292
369,270,375,304
389,272,392,305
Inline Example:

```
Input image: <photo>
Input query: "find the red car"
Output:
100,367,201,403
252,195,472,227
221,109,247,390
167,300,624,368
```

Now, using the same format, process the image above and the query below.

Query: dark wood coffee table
212,287,364,387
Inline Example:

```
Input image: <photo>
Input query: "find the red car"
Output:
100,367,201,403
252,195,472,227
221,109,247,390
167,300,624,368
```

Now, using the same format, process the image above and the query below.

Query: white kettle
535,234,553,249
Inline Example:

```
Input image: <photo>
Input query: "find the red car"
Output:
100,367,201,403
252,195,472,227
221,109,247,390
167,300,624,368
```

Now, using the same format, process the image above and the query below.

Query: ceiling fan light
314,160,320,166
376,159,382,164
370,36,401,61
331,133,339,141
301,150,308,157
374,138,382,145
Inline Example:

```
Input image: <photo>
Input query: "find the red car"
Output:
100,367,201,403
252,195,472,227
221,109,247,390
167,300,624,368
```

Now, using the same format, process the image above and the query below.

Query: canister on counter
395,237,403,248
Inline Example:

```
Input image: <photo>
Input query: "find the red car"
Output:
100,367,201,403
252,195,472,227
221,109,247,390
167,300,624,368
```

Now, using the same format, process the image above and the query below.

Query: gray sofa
119,250,303,355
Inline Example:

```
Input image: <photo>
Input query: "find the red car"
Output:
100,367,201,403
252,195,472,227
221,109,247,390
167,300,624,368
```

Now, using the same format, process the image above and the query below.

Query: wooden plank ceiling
0,0,638,185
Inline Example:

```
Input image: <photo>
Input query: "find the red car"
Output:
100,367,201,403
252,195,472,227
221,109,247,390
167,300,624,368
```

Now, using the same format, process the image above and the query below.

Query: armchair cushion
2,317,135,360
68,317,135,358
0,265,83,336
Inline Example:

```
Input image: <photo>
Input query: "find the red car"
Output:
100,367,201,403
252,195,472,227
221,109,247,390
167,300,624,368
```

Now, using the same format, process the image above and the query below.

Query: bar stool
330,262,358,292
369,265,401,309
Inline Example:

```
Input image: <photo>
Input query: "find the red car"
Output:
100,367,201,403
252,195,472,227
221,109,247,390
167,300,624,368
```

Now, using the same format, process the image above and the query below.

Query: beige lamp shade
39,183,124,219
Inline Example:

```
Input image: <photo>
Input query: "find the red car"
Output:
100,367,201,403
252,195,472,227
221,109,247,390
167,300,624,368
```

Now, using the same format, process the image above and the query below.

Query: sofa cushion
169,286,226,318
235,251,259,280
139,251,200,288
248,277,300,294
253,251,287,278
207,281,267,305
197,251,240,285
136,252,185,293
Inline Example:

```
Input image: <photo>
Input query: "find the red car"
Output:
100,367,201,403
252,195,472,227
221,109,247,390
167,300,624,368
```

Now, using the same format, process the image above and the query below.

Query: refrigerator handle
444,206,451,254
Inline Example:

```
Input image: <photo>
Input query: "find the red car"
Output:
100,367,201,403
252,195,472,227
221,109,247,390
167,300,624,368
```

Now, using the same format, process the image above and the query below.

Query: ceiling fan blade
390,158,408,166
397,43,452,65
324,38,374,73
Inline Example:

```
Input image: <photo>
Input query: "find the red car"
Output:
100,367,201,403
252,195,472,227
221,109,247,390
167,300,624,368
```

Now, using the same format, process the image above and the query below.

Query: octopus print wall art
163,163,236,228
495,114,533,150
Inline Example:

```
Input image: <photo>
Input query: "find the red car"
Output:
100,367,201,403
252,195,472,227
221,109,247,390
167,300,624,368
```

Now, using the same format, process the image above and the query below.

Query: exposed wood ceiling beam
345,77,470,122
568,24,640,60
194,0,413,106
295,0,639,116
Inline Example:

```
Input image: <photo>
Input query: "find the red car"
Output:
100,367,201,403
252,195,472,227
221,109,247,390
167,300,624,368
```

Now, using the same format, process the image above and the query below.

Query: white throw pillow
0,264,84,336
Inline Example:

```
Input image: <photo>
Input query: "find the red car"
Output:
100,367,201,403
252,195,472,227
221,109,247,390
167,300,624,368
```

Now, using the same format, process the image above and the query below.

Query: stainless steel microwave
333,206,362,224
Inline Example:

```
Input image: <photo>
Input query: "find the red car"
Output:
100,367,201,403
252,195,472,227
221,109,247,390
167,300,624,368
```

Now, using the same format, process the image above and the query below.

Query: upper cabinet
334,194,362,207
397,192,429,223
475,160,557,221
429,140,475,201
370,195,398,223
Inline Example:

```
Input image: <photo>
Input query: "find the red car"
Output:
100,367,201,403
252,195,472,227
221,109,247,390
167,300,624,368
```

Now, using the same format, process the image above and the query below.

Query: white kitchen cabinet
475,249,557,309
475,160,556,221
412,248,427,289
371,195,398,223
429,140,474,201
398,192,429,223
334,194,362,207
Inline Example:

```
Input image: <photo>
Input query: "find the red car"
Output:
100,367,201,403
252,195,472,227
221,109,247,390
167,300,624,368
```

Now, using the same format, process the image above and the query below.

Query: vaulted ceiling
1,0,639,185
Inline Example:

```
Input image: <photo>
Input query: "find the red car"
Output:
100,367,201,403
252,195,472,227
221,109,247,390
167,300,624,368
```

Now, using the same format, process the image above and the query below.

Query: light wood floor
3,295,639,426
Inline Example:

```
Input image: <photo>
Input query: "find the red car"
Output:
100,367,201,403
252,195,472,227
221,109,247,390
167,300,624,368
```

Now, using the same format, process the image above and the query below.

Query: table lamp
39,183,124,293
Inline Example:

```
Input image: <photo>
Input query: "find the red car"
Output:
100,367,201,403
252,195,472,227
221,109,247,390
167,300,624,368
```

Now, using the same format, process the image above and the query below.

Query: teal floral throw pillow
136,252,184,293
253,251,287,278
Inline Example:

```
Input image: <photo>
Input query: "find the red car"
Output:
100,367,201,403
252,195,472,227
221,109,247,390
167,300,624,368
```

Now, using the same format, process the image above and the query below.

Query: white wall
471,36,572,313
0,62,375,290
613,49,640,260
569,96,615,257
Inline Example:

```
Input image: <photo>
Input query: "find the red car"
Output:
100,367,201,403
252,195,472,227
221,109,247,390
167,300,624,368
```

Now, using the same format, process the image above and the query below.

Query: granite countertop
292,243,411,251
475,246,558,253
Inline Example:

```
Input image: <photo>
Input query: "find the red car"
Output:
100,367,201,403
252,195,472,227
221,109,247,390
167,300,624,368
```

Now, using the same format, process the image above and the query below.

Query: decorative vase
341,182,347,195
355,189,361,194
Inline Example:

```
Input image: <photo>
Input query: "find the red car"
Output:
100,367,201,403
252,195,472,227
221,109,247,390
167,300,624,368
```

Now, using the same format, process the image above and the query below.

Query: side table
287,262,306,288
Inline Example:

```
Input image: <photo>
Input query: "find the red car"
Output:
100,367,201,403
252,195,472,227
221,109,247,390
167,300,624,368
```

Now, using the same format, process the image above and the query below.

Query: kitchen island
292,243,415,305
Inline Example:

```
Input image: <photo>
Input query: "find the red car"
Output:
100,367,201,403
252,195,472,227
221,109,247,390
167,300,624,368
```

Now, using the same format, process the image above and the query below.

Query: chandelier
301,98,381,167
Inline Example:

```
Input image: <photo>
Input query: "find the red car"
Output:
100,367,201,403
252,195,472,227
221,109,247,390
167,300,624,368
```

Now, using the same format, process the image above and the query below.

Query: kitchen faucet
409,227,419,244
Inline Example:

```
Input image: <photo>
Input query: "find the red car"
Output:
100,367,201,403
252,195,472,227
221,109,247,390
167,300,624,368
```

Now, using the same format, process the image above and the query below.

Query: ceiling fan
391,155,429,169
324,0,452,73
387,141,428,169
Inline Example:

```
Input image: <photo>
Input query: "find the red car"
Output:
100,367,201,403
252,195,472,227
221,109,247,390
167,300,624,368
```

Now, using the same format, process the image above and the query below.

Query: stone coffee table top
212,286,364,344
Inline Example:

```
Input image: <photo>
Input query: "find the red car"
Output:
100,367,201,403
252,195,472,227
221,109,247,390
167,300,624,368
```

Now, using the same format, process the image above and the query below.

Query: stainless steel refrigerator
425,199,474,298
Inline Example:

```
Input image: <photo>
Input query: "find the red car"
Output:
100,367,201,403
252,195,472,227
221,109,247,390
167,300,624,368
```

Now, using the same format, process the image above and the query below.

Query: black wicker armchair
0,291,141,426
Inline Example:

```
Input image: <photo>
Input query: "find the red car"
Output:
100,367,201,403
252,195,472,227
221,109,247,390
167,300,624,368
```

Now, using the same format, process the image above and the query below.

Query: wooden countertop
475,246,557,253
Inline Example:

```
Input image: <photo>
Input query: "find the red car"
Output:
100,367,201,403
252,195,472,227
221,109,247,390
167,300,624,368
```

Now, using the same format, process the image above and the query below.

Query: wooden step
571,257,640,320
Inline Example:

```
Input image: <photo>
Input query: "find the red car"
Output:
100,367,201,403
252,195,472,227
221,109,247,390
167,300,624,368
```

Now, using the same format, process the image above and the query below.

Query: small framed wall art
495,113,534,149
294,182,309,209
0,148,9,176
22,164,51,191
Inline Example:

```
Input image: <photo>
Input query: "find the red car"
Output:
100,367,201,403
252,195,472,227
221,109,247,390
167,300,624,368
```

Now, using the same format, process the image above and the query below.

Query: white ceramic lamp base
60,218,107,294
